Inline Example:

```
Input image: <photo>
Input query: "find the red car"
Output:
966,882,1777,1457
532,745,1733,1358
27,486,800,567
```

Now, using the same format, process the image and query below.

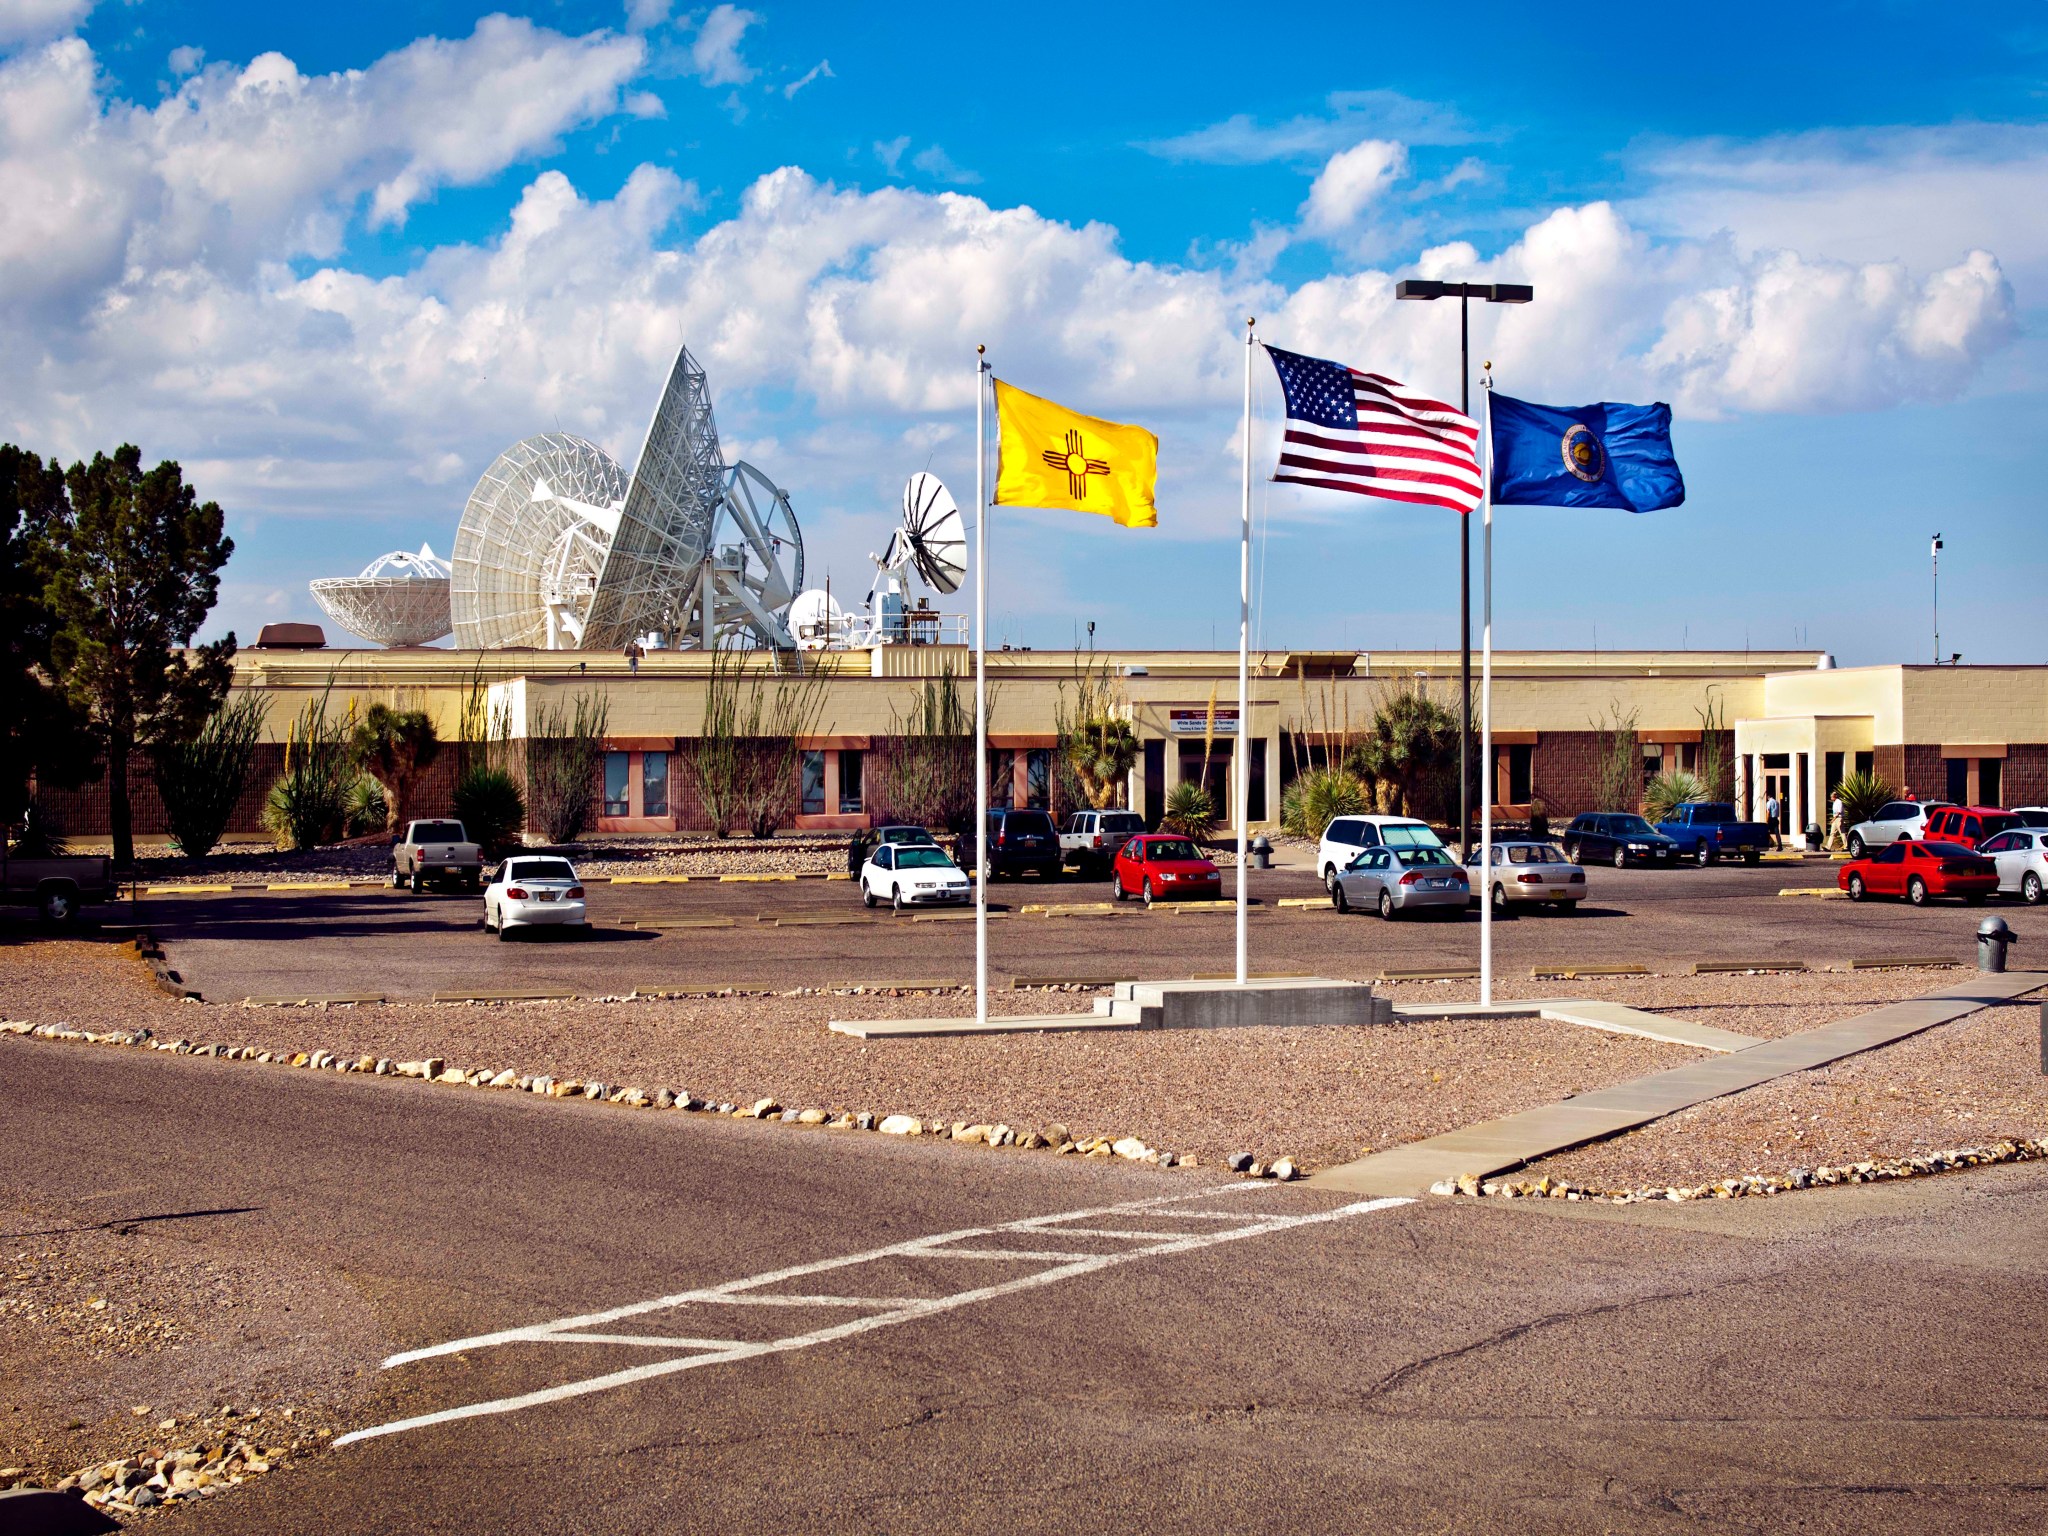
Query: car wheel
38,886,77,924
861,882,876,909
1613,847,1628,869
1492,882,1511,915
1564,841,1581,864
1113,873,1128,901
1332,882,1350,914
390,867,405,889
1695,842,1713,867
1378,889,1396,920
1142,880,1156,908
1323,864,1339,894
1908,876,1928,907
891,887,904,912
1848,833,1866,858
1846,874,1866,901
2024,872,2044,905
409,868,423,894
496,916,513,941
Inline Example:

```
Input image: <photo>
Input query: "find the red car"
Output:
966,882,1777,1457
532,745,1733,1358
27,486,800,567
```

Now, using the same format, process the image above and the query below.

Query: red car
1112,834,1222,906
1839,840,1996,905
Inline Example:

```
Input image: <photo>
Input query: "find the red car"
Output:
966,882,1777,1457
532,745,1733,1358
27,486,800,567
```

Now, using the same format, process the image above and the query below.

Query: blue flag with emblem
1489,394,1684,512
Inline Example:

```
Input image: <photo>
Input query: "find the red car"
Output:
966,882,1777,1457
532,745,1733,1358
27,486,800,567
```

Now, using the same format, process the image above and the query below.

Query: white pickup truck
1059,809,1145,874
392,819,483,893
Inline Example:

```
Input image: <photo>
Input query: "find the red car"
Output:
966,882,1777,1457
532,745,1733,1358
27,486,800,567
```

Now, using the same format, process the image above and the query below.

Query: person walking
623,639,643,675
1764,790,1783,850
1825,790,1847,852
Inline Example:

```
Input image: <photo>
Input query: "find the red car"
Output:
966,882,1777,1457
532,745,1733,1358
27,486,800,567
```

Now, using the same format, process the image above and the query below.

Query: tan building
42,642,2047,841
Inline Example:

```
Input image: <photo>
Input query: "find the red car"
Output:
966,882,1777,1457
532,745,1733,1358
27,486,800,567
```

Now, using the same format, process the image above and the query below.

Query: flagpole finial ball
976,344,985,355
1246,316,1256,329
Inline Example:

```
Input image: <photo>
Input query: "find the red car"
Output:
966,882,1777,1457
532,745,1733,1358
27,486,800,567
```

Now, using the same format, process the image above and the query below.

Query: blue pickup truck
1655,802,1770,866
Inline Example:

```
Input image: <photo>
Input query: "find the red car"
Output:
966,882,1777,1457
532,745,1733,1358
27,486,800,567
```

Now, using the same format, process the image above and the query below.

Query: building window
1855,751,1874,777
1981,758,2003,806
641,750,670,819
800,750,827,815
988,752,1014,810
1025,748,1052,809
1945,757,1969,805
838,749,864,814
603,752,631,817
1641,741,1664,783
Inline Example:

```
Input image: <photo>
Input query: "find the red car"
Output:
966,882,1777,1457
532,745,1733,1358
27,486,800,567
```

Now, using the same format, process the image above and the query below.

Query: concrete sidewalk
1310,971,2048,1197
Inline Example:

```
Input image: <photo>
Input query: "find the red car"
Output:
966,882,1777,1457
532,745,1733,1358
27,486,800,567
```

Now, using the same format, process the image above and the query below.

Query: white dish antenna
900,473,966,594
449,346,806,651
788,587,847,651
310,542,454,648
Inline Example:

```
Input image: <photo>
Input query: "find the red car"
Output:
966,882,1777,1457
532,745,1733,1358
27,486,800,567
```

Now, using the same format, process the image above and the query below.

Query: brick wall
2004,745,2048,806
1531,730,1627,816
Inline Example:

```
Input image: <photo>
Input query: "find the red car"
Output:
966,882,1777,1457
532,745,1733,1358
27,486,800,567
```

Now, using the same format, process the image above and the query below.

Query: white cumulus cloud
0,0,88,47
690,3,756,85
1300,139,1406,234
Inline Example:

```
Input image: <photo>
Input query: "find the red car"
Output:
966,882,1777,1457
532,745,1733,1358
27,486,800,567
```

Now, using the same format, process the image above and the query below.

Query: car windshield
1923,842,1980,859
413,822,466,842
2018,810,2048,828
509,859,576,881
881,827,936,845
1397,847,1455,868
1609,815,1656,835
897,848,955,870
999,812,1055,835
1101,813,1144,832
1146,838,1201,861
1380,824,1441,848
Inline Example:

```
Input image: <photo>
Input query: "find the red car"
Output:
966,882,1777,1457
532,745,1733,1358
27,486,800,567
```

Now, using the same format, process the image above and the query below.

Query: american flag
1264,344,1483,514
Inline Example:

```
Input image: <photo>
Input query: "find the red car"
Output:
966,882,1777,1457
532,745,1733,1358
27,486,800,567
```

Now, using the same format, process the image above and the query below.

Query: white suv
1845,799,1954,857
1317,815,1444,892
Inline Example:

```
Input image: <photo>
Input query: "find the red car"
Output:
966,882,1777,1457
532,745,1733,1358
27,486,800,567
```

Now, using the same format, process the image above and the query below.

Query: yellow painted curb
1777,887,1846,899
825,872,853,881
612,875,691,884
1275,897,1328,909
144,884,231,895
267,881,350,891
720,873,798,883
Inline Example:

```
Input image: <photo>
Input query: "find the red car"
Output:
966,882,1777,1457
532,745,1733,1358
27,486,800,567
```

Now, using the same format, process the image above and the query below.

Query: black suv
1562,812,1681,868
983,808,1063,880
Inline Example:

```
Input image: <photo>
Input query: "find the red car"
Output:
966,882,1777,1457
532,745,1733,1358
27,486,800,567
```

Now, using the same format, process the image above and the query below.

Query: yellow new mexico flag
993,380,1159,528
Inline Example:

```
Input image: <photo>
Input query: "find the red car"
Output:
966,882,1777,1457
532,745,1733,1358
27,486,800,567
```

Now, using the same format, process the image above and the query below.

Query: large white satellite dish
448,346,806,651
309,543,453,648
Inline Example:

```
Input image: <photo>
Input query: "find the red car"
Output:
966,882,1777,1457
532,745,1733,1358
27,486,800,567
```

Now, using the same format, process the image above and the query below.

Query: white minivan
1317,815,1444,892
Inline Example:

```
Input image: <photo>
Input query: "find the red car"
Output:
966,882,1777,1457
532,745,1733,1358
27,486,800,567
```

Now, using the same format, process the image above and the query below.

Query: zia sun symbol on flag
1041,429,1111,500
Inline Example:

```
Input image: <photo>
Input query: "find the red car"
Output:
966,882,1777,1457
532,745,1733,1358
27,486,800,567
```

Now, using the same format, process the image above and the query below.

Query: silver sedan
1331,845,1469,919
1464,841,1586,914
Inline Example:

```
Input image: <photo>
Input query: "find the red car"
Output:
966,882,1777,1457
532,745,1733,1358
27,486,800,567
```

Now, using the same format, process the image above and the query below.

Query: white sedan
1464,840,1586,913
483,856,588,938
861,844,971,910
1979,828,2048,905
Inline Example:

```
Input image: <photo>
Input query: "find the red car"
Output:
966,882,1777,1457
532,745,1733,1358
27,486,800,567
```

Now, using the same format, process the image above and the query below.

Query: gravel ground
1526,993,2048,1192
8,938,1697,1173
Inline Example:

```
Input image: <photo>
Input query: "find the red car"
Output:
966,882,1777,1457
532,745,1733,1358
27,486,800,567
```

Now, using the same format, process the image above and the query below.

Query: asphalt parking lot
117,859,2048,1003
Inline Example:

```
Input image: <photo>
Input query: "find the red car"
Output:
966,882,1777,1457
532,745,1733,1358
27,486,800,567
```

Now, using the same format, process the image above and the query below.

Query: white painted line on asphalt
334,1186,1410,1449
550,1333,752,1350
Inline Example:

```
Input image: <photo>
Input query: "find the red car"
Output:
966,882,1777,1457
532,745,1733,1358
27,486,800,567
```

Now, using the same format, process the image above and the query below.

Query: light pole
1394,279,1533,852
1931,533,1943,664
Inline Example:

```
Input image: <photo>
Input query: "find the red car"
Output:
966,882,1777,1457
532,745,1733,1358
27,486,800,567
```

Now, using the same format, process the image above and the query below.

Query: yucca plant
1161,780,1217,839
453,766,525,857
1281,766,1370,837
344,773,388,837
151,693,266,858
1833,769,1895,832
1643,769,1708,825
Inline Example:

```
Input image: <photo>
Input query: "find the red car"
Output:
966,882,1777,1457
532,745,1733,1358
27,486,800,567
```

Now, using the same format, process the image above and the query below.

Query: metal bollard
1250,834,1272,871
1977,915,2016,974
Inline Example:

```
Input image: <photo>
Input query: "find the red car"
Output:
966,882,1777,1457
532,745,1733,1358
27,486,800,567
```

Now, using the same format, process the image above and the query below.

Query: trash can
1250,834,1272,871
1977,915,2017,974
1804,823,1823,852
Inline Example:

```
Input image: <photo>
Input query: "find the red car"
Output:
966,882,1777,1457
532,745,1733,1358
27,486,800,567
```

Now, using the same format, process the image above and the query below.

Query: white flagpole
1479,367,1495,1008
974,345,989,1027
1236,317,1255,985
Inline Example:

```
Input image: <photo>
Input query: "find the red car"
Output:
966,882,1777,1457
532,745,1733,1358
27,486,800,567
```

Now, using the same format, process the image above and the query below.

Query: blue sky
2,0,2042,663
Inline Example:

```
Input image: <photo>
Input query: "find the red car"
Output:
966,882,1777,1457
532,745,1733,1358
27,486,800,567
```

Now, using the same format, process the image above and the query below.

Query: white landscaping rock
878,1114,921,1136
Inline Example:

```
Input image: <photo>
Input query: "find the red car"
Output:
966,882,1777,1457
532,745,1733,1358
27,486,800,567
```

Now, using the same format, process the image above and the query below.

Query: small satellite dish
900,473,966,595
788,587,846,651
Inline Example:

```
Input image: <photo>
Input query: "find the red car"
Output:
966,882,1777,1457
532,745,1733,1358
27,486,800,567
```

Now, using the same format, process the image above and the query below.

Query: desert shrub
527,693,610,843
1281,766,1370,837
1833,769,1895,830
454,767,525,856
1161,780,1217,839
344,773,388,837
263,687,356,849
152,693,266,858
1642,769,1708,825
